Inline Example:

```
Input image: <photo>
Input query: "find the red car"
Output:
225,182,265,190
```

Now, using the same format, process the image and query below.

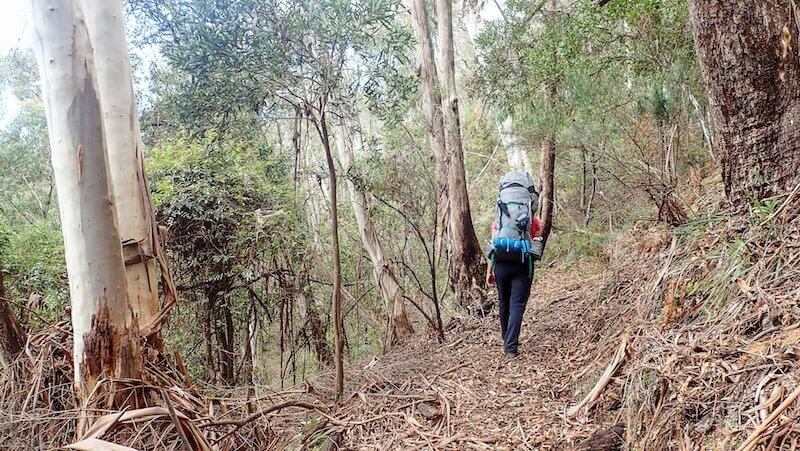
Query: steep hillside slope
287,190,800,450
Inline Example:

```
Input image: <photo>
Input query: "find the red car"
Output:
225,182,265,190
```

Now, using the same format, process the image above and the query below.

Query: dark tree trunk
435,0,487,308
0,271,25,365
312,107,344,400
202,294,216,383
298,269,333,368
539,130,556,246
221,300,235,385
688,1,800,208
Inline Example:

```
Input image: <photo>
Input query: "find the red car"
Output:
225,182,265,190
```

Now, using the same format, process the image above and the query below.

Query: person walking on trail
485,171,544,358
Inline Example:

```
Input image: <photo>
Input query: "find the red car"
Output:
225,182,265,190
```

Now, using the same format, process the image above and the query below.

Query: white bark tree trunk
78,0,160,329
334,123,414,343
31,0,142,402
461,10,532,177
499,116,532,173
407,0,450,265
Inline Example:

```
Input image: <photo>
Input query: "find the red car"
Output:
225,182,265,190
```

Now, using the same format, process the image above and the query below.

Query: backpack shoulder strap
497,200,509,229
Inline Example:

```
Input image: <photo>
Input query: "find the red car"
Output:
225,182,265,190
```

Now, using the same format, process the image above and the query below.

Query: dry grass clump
0,319,77,448
0,318,327,450
609,192,800,449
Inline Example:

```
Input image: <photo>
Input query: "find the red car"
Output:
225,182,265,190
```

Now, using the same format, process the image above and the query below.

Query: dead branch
567,334,629,418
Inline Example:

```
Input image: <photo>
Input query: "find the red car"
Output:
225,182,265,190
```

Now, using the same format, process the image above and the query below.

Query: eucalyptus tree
407,0,450,265
31,0,143,410
334,121,414,345
435,0,486,304
406,0,487,306
688,1,800,209
133,0,415,398
79,0,174,342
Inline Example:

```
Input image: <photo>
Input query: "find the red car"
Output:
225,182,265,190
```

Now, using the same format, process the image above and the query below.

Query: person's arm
486,221,496,286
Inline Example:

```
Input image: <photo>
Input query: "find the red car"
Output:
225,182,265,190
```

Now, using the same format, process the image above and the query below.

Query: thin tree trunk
408,0,450,265
206,290,223,385
298,141,334,368
78,0,160,332
311,108,344,400
435,0,486,306
243,290,257,405
334,123,414,344
687,90,715,161
0,271,25,366
539,84,557,246
31,0,142,406
222,300,235,385
202,296,215,383
580,146,587,214
688,0,800,208
584,150,596,227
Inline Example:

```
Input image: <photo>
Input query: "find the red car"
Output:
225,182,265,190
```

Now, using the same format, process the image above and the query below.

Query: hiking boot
504,349,519,358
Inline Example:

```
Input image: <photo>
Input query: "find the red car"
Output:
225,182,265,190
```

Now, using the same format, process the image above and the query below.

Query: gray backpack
492,171,540,262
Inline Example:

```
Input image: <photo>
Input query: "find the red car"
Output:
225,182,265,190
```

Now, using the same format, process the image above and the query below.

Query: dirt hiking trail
279,263,625,450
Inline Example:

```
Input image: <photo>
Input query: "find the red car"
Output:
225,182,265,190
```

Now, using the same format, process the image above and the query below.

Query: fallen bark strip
161,388,193,451
737,384,800,451
567,334,629,418
76,405,212,451
207,399,325,445
67,437,138,451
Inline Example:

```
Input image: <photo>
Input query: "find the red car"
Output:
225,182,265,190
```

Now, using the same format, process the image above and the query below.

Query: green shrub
0,219,67,323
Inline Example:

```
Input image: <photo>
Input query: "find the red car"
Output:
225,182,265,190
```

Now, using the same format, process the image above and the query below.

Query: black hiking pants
493,260,533,353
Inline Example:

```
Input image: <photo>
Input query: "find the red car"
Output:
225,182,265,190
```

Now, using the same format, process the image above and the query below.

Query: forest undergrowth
292,179,800,450
2,182,800,450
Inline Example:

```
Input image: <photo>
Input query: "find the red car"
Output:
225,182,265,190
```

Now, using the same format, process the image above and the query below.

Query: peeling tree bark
688,1,800,208
78,0,160,332
334,123,414,345
435,0,486,305
31,0,143,404
408,0,450,265
79,0,178,343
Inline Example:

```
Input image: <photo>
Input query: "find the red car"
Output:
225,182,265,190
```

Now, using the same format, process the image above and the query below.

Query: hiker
485,171,543,358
